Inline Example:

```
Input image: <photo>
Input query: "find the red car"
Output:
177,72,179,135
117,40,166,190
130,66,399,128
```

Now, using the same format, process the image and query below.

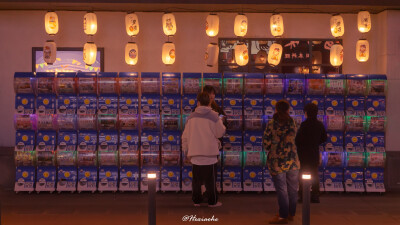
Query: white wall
0,10,397,148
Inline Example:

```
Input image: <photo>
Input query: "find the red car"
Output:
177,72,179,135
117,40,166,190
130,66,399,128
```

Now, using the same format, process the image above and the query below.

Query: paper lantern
205,43,219,67
270,14,284,37
83,42,97,66
255,50,267,69
125,13,139,36
44,12,59,35
43,40,56,65
330,14,344,37
234,43,249,66
125,42,138,65
206,14,219,37
234,14,248,37
162,13,176,36
267,43,283,66
330,44,343,67
84,12,97,35
356,39,369,62
162,42,176,65
358,11,371,33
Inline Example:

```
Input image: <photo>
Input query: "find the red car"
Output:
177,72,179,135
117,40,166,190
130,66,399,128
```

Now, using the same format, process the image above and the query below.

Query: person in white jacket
182,92,226,207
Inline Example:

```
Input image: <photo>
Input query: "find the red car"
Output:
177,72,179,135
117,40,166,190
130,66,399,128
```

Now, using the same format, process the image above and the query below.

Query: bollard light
148,172,157,225
302,173,312,225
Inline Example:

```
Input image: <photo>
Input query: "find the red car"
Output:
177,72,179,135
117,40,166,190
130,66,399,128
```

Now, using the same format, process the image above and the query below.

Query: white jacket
182,106,226,157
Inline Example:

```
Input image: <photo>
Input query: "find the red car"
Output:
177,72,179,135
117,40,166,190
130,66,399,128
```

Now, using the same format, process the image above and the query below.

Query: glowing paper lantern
162,42,176,65
125,42,138,65
270,14,284,37
83,42,97,66
255,50,267,69
205,43,219,67
358,11,371,33
330,44,343,67
234,43,249,66
44,12,59,35
43,40,56,65
206,14,219,37
234,14,248,37
356,39,369,62
330,14,344,37
267,43,283,66
125,13,139,36
84,12,97,35
162,13,176,36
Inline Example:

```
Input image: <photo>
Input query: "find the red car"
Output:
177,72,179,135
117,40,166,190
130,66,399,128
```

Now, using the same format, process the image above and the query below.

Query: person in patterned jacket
263,100,300,224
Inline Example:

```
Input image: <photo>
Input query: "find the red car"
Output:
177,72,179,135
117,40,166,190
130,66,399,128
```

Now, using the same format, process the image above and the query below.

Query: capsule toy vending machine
56,131,77,192
35,131,57,193
221,131,242,192
365,152,386,192
14,131,36,193
55,72,77,129
161,72,181,138
97,131,118,192
161,131,181,191
285,74,305,129
182,73,201,125
77,131,98,192
119,131,140,191
344,152,366,192
365,75,387,192
14,72,36,192
264,74,285,127
118,72,139,132
305,74,326,143
181,150,193,192
323,151,345,192
243,131,263,192
77,72,98,131
244,73,264,131
141,131,160,192
223,73,243,131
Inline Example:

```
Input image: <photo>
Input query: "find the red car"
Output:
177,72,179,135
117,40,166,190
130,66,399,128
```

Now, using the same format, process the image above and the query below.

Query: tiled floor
1,191,400,225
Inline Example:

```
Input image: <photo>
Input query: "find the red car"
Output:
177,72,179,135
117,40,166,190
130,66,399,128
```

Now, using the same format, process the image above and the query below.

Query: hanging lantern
125,42,138,65
84,12,97,35
206,14,219,37
205,43,219,67
234,14,248,37
330,14,344,37
358,11,371,33
234,42,249,66
267,43,283,66
255,50,267,69
83,42,97,66
162,42,176,65
356,39,369,62
125,13,139,36
44,11,59,35
330,44,343,67
43,40,56,65
162,13,177,36
270,14,284,37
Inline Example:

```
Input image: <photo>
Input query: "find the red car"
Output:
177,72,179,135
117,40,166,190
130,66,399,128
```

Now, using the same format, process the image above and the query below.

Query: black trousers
192,163,218,205
298,165,320,197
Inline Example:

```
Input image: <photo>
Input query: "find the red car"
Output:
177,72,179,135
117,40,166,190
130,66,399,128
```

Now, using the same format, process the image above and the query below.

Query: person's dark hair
197,92,210,106
203,85,216,95
273,100,292,124
304,103,318,120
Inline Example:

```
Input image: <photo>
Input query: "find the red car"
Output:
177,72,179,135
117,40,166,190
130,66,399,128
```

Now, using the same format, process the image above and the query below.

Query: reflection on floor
1,191,400,225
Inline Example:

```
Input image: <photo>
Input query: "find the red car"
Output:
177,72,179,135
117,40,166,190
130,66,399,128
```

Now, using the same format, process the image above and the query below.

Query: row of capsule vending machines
13,72,386,193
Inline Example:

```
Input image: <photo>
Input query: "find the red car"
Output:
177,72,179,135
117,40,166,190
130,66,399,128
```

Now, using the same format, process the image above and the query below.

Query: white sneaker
194,203,201,207
208,202,222,208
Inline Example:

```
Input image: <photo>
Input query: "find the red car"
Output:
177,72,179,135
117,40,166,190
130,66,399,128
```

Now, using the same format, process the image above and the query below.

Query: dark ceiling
0,0,399,13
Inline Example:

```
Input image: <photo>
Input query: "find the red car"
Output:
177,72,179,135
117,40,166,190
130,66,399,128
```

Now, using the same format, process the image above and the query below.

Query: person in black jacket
295,103,327,203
